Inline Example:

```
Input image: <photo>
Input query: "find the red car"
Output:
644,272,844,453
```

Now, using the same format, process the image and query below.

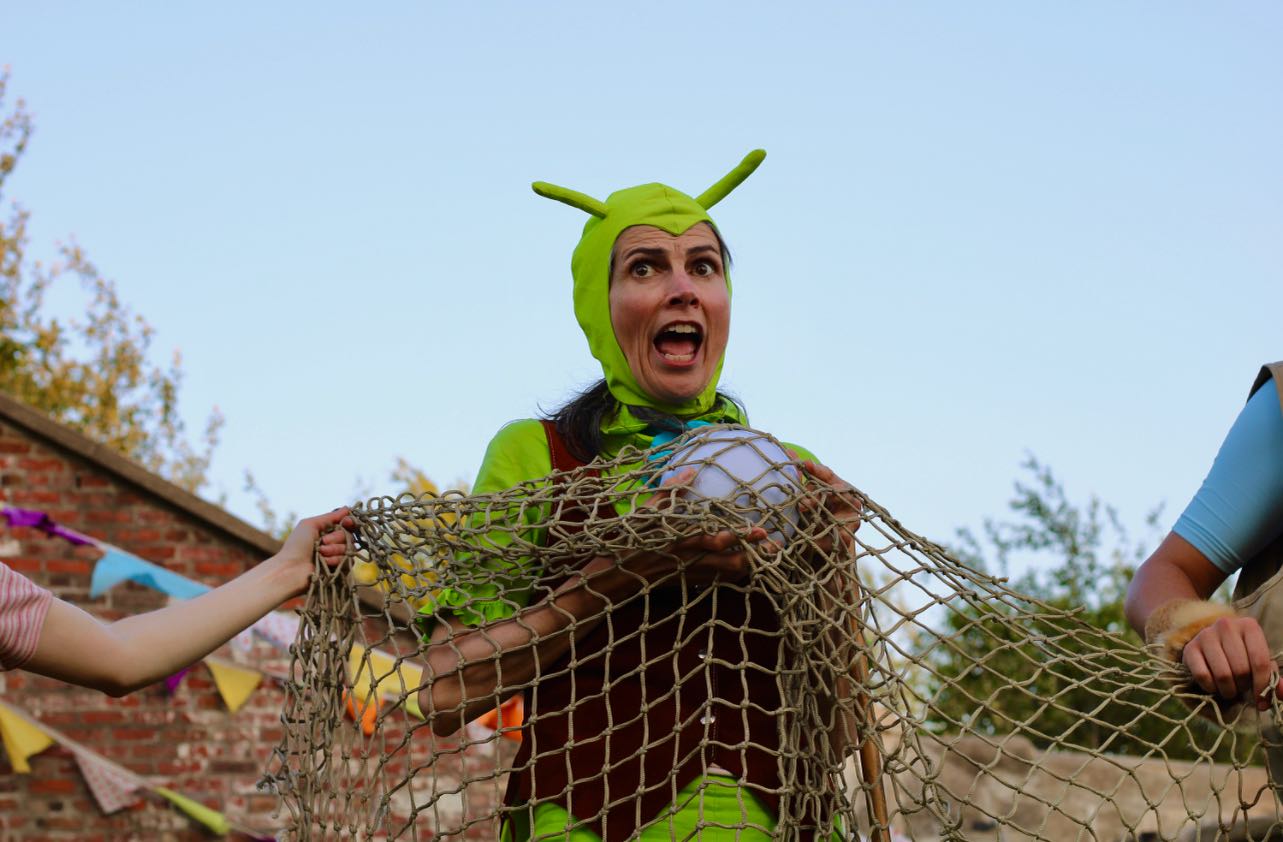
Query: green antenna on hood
695,148,766,209
531,182,609,218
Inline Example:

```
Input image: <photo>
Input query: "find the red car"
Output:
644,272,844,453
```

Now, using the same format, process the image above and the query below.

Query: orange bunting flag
343,689,381,737
472,694,524,742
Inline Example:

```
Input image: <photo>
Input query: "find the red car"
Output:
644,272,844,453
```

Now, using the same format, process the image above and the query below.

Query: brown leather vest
1229,362,1283,602
502,420,794,841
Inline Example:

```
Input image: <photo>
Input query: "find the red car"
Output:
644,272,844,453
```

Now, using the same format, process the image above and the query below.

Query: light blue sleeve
1173,377,1283,574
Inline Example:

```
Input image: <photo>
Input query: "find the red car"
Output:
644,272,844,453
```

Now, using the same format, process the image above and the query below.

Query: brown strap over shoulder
1249,362,1283,415
541,419,587,474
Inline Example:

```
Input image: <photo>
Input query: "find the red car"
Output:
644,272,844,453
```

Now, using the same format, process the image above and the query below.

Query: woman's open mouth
652,322,703,364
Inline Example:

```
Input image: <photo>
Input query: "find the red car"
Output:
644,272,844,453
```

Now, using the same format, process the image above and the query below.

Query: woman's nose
666,269,700,305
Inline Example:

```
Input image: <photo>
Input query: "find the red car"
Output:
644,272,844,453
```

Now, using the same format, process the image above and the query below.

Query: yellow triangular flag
0,702,54,774
404,679,423,720
205,659,263,714
155,786,231,836
348,645,425,720
392,653,424,720
347,644,376,702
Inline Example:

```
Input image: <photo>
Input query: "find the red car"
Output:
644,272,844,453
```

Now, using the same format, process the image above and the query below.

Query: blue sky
3,3,1280,566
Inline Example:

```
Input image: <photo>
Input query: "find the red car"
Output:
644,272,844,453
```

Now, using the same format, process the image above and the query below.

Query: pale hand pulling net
264,426,1283,841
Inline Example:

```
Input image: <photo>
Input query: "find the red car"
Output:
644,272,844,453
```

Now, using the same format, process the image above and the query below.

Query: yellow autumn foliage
351,459,468,609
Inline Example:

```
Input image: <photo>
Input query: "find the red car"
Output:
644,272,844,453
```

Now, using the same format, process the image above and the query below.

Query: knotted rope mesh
264,426,1283,841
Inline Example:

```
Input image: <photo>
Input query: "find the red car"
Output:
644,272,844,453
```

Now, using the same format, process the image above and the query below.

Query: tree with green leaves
921,455,1245,762
2,72,453,537
0,70,221,494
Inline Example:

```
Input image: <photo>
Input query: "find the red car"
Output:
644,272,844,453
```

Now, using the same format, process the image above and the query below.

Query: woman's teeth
654,325,702,362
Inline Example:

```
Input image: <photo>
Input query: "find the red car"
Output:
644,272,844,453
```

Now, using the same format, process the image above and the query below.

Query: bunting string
0,697,277,835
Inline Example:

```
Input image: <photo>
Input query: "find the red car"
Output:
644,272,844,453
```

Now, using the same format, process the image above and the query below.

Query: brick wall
0,415,298,840
0,406,506,841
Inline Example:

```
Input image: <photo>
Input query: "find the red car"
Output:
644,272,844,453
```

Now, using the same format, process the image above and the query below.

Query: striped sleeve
0,563,53,670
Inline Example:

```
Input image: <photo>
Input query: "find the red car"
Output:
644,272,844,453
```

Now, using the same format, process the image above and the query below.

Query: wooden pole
850,648,892,842
841,559,892,842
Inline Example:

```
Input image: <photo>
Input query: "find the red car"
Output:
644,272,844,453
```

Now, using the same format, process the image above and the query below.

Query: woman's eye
631,262,654,278
692,260,717,277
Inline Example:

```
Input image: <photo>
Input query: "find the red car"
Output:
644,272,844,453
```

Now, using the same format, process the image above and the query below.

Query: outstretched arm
1127,533,1278,711
1125,532,1227,632
420,525,766,736
1128,376,1283,710
24,509,352,696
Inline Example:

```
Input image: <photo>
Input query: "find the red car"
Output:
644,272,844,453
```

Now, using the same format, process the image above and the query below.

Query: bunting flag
348,644,424,721
3,507,296,719
2,507,212,603
232,627,256,653
206,658,263,714
170,658,290,712
0,701,54,773
349,644,515,738
1,505,95,546
164,665,194,695
472,694,524,743
343,689,381,737
0,508,287,835
89,547,211,600
156,786,232,836
0,697,239,833
73,748,143,813
245,609,299,651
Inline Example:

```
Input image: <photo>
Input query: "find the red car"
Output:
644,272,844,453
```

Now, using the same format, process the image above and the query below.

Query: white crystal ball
657,426,802,541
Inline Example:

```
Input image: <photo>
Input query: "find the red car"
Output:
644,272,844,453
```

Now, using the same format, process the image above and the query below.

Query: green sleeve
782,441,818,465
471,419,554,494
420,420,553,632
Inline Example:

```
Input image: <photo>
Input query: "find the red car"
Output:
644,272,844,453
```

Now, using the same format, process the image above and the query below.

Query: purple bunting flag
1,506,96,547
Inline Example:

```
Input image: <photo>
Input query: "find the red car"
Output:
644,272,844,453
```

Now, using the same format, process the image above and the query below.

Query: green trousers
505,775,776,841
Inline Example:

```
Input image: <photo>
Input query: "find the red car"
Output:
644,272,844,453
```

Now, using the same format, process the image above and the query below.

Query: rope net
264,426,1283,841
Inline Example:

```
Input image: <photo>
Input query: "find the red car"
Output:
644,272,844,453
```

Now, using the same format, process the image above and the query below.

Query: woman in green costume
416,150,861,841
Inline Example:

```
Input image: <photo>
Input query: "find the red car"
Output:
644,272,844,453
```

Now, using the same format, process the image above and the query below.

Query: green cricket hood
532,149,766,417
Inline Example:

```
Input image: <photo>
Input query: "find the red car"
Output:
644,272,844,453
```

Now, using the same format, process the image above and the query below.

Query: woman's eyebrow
620,246,668,262
686,245,720,259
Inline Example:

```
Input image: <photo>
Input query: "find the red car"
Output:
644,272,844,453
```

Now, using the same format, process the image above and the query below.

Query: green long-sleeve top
421,402,817,630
